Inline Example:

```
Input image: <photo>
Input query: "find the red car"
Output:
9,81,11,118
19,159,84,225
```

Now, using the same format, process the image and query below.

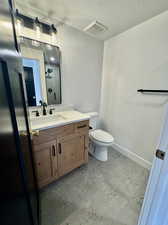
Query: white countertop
30,110,90,131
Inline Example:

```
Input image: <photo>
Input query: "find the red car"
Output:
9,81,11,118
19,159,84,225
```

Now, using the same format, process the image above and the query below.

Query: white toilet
85,112,114,162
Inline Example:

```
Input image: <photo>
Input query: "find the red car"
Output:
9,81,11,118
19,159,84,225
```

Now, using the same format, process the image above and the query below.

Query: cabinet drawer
32,124,75,145
75,120,89,134
56,124,75,137
32,129,56,145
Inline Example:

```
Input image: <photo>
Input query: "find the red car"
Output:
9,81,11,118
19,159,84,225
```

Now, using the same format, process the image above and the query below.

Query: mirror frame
20,36,62,107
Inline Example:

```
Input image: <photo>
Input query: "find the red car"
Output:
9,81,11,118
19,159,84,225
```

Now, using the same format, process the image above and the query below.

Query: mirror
20,37,62,106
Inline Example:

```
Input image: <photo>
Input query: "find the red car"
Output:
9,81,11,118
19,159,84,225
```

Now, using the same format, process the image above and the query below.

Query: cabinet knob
20,131,27,136
20,130,39,137
30,130,39,136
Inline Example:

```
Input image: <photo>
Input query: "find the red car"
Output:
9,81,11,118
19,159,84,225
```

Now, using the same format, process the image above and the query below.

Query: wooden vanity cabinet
32,120,89,188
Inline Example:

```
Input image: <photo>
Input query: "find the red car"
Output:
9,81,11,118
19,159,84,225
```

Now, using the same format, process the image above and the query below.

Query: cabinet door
33,141,57,188
58,135,87,176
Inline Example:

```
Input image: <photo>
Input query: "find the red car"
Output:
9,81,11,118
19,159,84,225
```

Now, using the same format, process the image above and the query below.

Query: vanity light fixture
16,10,58,44
50,24,57,45
35,17,41,39
51,24,57,33
16,9,34,29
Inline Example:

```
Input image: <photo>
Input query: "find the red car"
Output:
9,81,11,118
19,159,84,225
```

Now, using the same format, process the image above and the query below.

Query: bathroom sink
30,113,67,130
30,110,90,130
40,114,67,122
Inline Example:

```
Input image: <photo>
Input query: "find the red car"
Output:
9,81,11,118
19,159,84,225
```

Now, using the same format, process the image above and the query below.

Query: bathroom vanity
30,111,90,188
19,37,90,188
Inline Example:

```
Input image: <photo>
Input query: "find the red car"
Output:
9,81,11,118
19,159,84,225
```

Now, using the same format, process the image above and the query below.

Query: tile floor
41,148,149,225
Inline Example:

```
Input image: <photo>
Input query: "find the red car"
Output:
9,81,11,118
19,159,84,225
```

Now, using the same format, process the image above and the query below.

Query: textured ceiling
15,0,168,40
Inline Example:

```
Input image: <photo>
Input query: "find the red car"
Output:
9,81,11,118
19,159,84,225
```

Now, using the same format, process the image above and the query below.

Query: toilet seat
90,129,114,144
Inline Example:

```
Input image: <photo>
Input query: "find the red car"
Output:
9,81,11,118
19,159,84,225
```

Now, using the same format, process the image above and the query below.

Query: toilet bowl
89,129,114,161
83,112,114,162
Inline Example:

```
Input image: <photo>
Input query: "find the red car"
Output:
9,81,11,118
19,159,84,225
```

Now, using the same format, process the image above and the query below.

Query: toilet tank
84,112,99,129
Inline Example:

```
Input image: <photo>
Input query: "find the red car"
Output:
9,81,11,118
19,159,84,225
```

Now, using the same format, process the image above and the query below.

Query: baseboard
112,142,152,170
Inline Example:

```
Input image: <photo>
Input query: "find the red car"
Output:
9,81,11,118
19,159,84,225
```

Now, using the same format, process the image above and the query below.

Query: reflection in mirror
23,58,42,106
45,65,61,105
20,37,62,107
44,44,62,105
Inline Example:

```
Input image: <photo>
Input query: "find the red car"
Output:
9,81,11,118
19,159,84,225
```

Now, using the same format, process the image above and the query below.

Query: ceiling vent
83,21,108,35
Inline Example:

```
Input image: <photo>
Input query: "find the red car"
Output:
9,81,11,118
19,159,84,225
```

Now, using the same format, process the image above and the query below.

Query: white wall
100,11,168,166
58,25,103,112
19,23,104,112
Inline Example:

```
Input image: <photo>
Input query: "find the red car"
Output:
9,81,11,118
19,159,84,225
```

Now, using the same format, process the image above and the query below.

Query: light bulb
51,32,56,45
46,44,52,50
50,57,55,62
32,40,40,47
35,24,41,39
16,19,22,35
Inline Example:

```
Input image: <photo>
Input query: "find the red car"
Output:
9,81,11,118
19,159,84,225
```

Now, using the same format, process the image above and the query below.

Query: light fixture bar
15,9,57,35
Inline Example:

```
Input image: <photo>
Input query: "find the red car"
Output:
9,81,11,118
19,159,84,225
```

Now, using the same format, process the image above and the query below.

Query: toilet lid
90,129,114,143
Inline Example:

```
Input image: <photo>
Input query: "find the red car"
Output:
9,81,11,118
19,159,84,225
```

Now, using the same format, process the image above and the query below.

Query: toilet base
89,143,108,162
94,146,108,161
